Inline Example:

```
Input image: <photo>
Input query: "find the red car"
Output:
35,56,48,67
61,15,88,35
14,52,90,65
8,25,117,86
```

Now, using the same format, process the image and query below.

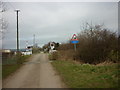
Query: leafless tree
57,22,118,64
0,0,8,40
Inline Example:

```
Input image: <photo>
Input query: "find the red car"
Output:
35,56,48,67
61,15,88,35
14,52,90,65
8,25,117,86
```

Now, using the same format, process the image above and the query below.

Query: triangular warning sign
71,34,78,41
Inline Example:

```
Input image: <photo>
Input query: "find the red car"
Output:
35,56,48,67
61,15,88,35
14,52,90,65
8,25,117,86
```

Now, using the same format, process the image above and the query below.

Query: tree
57,22,118,64
0,1,8,40
76,23,118,64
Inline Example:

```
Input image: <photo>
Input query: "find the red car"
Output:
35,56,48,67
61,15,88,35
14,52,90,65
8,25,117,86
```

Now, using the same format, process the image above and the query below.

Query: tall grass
2,55,31,79
52,60,119,88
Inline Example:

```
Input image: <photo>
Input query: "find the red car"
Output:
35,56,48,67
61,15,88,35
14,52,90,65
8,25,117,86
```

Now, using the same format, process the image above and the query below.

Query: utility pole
33,34,35,46
26,41,28,49
15,10,20,53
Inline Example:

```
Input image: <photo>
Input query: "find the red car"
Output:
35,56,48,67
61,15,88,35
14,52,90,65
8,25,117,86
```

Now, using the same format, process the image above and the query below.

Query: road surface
3,53,66,88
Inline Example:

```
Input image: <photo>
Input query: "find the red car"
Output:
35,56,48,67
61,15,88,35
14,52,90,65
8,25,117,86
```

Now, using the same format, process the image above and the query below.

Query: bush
58,50,76,60
107,50,118,63
49,52,58,60
57,23,119,64
76,29,118,64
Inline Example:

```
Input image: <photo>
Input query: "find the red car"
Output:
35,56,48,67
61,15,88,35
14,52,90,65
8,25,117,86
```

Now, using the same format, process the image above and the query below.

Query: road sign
71,40,79,43
71,34,79,51
71,34,79,44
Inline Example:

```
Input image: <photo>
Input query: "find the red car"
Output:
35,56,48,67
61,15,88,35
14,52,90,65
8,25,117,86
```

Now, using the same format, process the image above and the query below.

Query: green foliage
52,60,119,88
2,64,20,79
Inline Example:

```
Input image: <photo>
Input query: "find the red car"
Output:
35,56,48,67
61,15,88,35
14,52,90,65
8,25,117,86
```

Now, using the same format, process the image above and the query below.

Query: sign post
71,34,79,52
74,43,76,51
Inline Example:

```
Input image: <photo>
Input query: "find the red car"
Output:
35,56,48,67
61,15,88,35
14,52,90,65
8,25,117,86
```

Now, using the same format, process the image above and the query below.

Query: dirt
3,53,66,88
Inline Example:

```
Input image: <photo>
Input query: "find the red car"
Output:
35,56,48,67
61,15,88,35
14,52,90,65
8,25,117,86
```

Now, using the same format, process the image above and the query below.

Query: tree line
51,23,119,64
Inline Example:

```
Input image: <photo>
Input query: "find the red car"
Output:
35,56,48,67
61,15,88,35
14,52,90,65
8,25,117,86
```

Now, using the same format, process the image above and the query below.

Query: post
33,34,35,47
74,43,76,52
15,10,20,53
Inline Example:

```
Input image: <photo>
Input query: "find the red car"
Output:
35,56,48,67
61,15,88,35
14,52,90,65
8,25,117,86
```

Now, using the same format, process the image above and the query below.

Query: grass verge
51,60,119,88
2,55,31,79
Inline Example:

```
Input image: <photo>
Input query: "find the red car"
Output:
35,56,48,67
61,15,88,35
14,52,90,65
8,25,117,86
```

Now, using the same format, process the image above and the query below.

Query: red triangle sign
71,34,78,41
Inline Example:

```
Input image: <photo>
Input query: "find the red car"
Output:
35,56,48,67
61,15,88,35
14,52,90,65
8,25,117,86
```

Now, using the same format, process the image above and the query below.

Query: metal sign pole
74,43,76,52
71,34,78,52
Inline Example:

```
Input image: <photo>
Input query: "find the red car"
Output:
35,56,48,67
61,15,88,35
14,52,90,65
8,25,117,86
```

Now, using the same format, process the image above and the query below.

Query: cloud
3,0,120,2
3,2,118,49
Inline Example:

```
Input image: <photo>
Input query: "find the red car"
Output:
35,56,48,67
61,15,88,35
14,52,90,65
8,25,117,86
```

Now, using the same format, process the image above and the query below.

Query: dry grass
52,60,119,88
96,61,119,66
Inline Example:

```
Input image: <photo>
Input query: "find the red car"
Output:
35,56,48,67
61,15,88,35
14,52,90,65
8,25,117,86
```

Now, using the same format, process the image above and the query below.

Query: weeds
2,55,31,79
52,60,119,88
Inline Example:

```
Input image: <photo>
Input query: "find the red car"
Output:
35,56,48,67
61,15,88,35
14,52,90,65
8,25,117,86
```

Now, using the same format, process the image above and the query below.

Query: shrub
49,52,58,60
58,50,75,60
76,28,118,64
57,23,118,64
107,50,118,63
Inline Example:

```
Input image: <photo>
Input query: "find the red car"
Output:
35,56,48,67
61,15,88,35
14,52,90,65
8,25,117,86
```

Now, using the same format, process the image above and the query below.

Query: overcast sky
2,1,118,49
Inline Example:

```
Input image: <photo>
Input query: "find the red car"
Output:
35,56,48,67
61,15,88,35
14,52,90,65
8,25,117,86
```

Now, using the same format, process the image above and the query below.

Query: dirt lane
3,53,65,88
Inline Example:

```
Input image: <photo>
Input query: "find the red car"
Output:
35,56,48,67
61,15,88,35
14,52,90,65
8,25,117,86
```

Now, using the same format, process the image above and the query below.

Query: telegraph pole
33,34,35,47
15,10,20,53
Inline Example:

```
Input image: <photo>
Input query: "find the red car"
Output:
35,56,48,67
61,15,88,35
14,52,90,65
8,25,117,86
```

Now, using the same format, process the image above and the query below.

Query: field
52,60,119,88
2,55,30,79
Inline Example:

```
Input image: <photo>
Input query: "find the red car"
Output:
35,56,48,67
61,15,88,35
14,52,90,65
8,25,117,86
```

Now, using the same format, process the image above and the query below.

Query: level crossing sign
71,34,79,51
71,34,79,44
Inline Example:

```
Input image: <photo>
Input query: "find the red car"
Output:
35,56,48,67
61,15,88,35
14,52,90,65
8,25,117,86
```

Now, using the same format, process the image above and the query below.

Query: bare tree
0,0,8,40
57,22,118,64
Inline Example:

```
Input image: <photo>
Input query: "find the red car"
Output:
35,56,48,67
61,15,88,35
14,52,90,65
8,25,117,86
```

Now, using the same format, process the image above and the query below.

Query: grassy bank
2,55,31,79
51,60,119,88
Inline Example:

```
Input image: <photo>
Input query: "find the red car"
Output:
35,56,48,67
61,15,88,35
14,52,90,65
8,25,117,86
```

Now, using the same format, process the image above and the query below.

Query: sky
2,1,118,49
